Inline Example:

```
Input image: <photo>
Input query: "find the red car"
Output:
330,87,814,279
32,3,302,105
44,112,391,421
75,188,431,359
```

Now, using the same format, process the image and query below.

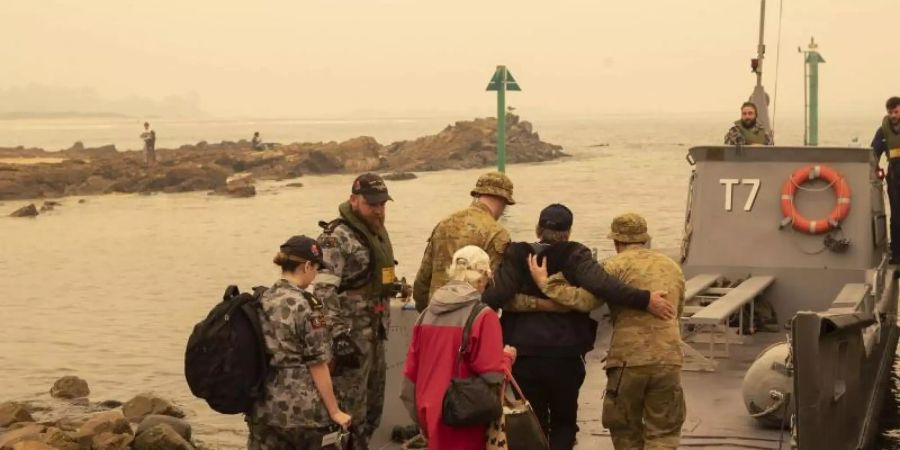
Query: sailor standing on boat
724,102,773,146
872,96,900,264
313,173,397,449
522,213,686,449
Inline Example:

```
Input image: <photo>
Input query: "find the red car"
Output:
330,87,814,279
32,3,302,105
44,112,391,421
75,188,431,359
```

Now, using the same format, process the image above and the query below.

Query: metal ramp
681,274,775,371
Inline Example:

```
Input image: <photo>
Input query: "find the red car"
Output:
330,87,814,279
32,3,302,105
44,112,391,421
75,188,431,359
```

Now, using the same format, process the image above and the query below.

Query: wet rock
122,394,184,421
10,441,55,450
53,416,87,433
132,424,194,450
382,172,417,181
0,403,33,427
6,422,37,431
50,376,90,399
136,415,191,441
0,424,45,449
97,400,123,410
77,199,87,204
72,410,132,446
213,174,256,198
91,431,133,450
39,427,78,450
9,204,38,218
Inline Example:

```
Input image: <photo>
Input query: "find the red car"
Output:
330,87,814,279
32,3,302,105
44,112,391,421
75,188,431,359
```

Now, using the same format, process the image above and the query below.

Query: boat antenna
771,0,785,133
748,0,774,136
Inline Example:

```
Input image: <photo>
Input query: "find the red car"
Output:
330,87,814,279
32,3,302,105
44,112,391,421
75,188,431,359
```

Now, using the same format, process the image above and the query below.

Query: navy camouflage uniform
248,279,334,450
314,224,389,449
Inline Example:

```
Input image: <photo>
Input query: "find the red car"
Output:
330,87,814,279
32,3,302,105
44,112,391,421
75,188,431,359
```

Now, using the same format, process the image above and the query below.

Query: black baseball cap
538,204,574,231
280,235,327,268
352,173,393,203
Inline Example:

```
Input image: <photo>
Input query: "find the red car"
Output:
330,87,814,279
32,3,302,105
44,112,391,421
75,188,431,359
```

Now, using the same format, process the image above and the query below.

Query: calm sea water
0,114,892,448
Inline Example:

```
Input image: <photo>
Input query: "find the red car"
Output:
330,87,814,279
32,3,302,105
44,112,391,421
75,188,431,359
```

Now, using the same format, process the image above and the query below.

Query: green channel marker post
486,65,521,173
801,37,825,146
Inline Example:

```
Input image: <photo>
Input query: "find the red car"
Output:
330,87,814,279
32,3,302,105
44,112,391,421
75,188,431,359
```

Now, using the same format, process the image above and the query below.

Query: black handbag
441,303,503,427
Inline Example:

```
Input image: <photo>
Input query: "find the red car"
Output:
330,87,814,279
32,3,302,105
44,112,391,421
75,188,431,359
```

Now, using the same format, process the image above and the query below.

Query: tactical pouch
332,333,362,371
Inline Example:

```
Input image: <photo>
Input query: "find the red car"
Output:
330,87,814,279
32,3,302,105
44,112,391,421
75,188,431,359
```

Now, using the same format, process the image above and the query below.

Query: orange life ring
780,164,851,234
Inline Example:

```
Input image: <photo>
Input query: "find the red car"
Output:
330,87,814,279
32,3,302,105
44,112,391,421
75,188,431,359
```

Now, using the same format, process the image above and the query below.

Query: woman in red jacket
401,245,516,450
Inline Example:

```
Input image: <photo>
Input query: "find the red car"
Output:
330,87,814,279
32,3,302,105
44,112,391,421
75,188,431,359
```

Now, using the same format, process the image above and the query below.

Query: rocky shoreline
0,376,203,450
0,114,566,203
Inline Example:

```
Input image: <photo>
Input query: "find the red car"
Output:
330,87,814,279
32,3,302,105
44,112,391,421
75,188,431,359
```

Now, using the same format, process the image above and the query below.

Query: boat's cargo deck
575,324,787,450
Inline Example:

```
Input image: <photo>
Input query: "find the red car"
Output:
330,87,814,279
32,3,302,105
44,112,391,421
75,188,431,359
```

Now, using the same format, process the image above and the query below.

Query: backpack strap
453,302,488,375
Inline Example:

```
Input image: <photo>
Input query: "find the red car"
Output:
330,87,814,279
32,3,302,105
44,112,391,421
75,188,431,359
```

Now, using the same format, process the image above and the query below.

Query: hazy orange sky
1,0,894,119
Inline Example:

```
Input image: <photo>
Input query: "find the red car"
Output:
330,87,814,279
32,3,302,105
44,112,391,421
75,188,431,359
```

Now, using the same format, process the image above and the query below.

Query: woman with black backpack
247,235,352,449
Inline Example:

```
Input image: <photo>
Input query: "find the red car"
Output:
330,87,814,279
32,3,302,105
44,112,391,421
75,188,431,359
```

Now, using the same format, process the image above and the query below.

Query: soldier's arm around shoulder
540,272,601,313
564,245,650,310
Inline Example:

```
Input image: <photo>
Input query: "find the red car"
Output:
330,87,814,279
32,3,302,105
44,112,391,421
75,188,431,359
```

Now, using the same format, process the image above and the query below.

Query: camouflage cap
607,213,651,243
470,171,515,205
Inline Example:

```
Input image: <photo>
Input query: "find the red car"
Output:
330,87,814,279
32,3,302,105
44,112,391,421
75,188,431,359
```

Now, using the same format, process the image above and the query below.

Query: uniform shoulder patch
302,291,324,310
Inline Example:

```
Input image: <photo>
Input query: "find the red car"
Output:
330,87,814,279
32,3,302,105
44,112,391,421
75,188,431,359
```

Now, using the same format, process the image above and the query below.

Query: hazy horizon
2,1,896,120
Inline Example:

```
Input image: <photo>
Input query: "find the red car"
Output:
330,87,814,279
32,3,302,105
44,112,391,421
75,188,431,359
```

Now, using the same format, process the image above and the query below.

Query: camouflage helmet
470,172,515,205
607,212,651,243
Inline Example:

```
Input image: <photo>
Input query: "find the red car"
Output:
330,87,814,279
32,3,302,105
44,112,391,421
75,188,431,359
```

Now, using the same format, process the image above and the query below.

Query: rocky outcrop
381,114,565,171
50,376,90,400
0,114,564,201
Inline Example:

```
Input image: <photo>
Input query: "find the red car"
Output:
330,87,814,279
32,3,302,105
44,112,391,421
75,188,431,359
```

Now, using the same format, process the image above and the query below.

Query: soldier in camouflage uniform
524,213,686,450
412,171,514,311
724,102,773,146
248,235,351,450
313,173,398,450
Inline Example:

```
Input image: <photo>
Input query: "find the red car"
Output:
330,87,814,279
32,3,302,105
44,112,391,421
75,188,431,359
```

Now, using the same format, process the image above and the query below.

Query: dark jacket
873,127,887,161
482,241,650,357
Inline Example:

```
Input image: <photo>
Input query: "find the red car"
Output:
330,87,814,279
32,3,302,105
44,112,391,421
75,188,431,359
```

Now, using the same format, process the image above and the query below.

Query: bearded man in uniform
313,173,397,449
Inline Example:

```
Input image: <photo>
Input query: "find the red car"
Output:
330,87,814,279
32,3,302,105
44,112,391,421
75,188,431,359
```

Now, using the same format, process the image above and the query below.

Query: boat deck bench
681,275,775,369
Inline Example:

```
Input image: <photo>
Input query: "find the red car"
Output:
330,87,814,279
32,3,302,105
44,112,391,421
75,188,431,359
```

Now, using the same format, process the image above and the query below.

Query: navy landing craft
374,144,898,450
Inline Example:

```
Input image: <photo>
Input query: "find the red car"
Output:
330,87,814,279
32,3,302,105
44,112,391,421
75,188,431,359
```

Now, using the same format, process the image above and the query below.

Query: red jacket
401,281,512,450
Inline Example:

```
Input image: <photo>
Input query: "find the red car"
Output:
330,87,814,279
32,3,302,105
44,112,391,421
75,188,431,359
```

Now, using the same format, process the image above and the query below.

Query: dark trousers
511,355,586,450
889,166,900,257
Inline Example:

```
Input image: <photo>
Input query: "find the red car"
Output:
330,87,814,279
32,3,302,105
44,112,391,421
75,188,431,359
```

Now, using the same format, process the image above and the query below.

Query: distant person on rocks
252,131,266,151
724,102,773,146
140,122,156,165
247,235,352,449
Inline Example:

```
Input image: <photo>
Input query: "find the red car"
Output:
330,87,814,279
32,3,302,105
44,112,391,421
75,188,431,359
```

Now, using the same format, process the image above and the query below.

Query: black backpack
185,285,269,414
